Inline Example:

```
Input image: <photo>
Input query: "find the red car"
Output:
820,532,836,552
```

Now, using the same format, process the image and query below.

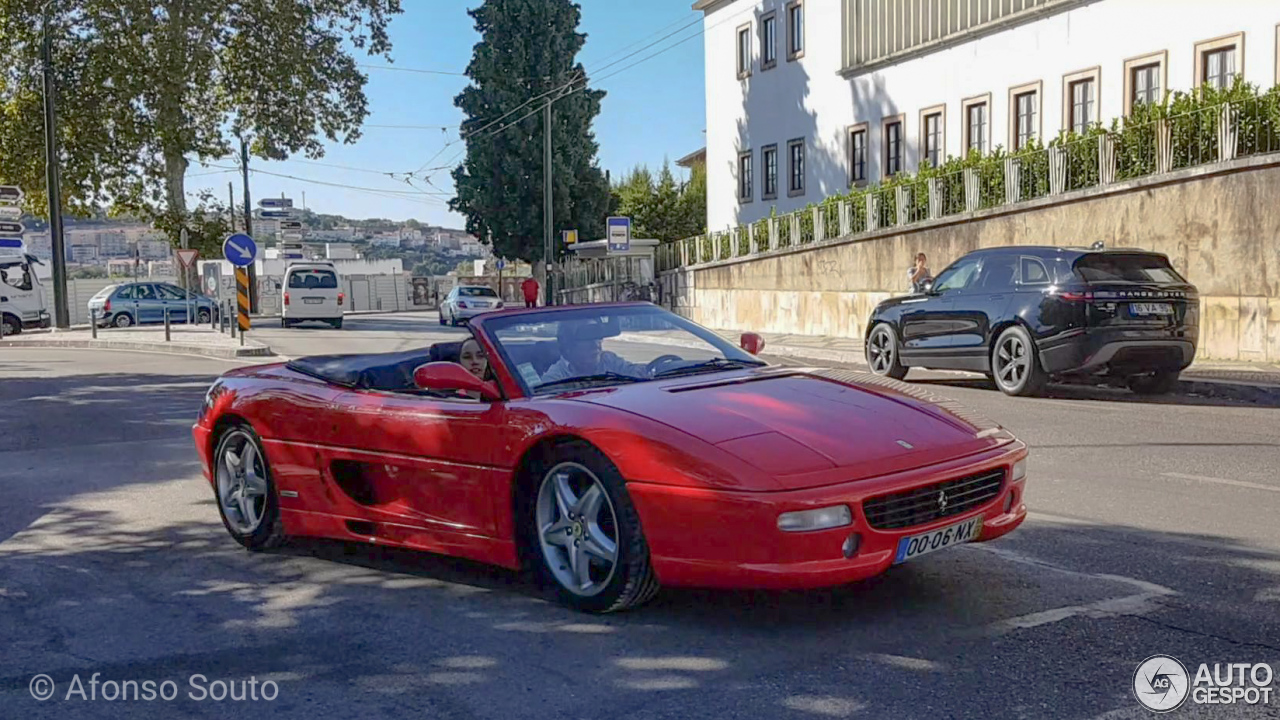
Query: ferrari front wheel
213,425,285,551
531,444,659,613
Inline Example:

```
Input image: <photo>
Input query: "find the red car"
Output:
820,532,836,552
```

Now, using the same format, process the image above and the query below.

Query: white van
281,262,344,329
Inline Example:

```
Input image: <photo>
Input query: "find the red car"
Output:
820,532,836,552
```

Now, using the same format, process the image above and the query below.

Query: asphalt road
2,313,1278,719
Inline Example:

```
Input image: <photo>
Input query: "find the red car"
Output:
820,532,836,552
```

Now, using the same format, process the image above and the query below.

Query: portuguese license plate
893,516,983,564
1130,302,1172,315
304,298,323,304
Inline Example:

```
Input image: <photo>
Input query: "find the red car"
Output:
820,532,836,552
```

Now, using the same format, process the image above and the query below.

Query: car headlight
1012,458,1027,482
777,505,853,532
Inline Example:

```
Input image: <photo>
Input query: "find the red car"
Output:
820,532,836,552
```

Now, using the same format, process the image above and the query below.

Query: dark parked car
89,282,218,328
864,246,1198,396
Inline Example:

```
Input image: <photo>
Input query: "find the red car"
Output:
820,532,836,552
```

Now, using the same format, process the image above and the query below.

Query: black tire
197,309,212,324
1,314,21,337
331,318,343,329
438,312,446,326
212,424,286,552
281,317,291,329
524,441,659,613
991,325,1047,397
113,313,134,329
866,323,908,380
1128,370,1179,395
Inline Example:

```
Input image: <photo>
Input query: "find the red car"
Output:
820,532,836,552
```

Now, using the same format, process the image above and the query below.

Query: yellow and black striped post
235,267,251,332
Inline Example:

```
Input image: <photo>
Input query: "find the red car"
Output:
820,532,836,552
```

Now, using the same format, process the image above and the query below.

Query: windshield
1074,253,1186,284
458,286,498,297
484,306,765,395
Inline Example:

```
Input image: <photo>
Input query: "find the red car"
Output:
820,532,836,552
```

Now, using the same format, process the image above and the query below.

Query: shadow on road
908,375,1280,409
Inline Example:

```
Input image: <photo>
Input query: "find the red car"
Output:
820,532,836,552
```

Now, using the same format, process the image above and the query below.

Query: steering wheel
645,354,684,376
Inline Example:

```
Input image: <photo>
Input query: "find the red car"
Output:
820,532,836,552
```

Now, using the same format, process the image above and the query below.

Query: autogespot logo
1134,655,1190,713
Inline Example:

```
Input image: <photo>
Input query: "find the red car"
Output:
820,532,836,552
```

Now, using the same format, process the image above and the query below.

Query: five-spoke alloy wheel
529,443,658,613
867,323,908,380
213,425,285,550
991,325,1047,397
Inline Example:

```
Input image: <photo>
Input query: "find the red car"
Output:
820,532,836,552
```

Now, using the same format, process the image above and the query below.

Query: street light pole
239,137,258,313
543,99,553,307
40,1,69,328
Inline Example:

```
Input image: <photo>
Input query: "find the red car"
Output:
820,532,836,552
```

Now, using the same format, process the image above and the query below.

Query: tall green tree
0,0,401,244
610,161,706,243
449,0,611,265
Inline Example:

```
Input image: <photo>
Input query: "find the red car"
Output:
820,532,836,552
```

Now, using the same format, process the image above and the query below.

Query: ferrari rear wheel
531,443,659,613
213,425,285,551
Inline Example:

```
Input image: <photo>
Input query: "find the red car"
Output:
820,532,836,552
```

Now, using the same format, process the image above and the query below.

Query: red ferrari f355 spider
194,302,1028,612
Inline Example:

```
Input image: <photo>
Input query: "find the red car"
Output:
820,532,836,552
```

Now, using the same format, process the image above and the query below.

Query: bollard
240,327,245,347
210,305,217,331
230,308,236,338
164,309,171,342
91,309,98,339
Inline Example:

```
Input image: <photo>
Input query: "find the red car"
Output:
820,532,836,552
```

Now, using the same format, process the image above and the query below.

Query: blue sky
186,0,706,227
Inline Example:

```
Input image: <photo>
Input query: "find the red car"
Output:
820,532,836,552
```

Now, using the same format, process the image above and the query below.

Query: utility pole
40,2,69,328
228,182,236,232
543,99,553,307
239,137,258,312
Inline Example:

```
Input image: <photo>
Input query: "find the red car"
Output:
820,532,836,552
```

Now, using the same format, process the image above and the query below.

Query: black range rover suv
864,246,1199,396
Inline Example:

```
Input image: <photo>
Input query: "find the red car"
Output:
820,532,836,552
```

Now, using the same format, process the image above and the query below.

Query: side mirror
740,332,765,355
921,279,935,294
413,362,500,401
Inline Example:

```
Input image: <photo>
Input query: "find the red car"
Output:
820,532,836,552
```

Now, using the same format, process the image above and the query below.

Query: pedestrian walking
521,277,540,308
908,252,933,293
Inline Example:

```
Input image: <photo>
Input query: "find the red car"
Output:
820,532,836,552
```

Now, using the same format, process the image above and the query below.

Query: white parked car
439,285,503,326
282,262,344,329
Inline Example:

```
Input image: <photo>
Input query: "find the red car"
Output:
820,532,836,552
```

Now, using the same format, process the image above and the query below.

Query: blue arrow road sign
260,209,295,219
0,238,24,249
259,198,293,209
223,233,258,267
495,258,506,270
607,216,631,253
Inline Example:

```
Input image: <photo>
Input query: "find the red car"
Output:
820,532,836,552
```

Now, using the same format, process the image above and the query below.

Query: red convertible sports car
194,302,1028,612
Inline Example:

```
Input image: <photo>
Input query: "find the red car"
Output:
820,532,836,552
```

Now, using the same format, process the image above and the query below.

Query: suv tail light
457,301,468,308
1059,291,1094,302
103,299,111,313
283,292,290,306
337,292,344,306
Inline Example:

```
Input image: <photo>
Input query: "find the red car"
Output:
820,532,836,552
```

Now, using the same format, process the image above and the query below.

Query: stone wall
665,155,1280,363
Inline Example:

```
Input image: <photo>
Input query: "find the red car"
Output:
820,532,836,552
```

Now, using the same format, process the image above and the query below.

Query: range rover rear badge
896,440,914,449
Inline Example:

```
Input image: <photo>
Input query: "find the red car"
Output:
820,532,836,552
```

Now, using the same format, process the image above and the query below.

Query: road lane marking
971,545,1176,636
1162,472,1280,494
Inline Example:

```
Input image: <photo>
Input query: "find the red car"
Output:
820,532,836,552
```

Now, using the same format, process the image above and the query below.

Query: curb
1,338,276,360
635,333,1280,405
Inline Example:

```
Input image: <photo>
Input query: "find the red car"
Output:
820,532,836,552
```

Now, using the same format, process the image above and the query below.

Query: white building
68,245,99,263
370,234,402,248
98,231,129,257
139,240,171,260
325,243,357,260
700,0,1280,230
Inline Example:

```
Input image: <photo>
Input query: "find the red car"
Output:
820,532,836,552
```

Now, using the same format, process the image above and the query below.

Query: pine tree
450,0,611,264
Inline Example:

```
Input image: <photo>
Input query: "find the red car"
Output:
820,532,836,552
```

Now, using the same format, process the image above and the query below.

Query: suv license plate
893,516,984,565
304,298,324,304
1131,302,1173,315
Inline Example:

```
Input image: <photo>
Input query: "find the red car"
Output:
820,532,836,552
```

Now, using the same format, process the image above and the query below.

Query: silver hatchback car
439,285,503,326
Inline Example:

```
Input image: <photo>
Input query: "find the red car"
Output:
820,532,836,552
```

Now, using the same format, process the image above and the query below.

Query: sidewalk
641,328,1280,402
1,325,276,360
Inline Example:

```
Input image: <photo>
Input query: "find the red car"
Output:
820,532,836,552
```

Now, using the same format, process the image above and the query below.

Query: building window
761,12,777,70
848,125,867,185
883,117,903,176
1132,64,1160,107
736,24,751,78
963,99,988,155
1069,79,1094,134
1203,47,1237,89
1194,33,1244,91
787,138,805,196
1124,51,1168,116
786,1,804,60
762,144,778,199
921,110,943,169
738,151,753,202
1008,82,1041,151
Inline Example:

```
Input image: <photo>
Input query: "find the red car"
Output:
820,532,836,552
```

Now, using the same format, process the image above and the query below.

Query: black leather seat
287,341,465,392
